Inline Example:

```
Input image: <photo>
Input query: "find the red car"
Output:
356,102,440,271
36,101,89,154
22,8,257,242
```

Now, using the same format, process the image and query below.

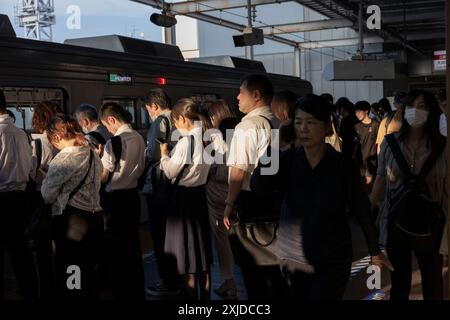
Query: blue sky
0,0,162,42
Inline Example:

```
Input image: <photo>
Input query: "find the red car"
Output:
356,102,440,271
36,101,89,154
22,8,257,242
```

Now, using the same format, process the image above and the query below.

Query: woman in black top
251,94,392,300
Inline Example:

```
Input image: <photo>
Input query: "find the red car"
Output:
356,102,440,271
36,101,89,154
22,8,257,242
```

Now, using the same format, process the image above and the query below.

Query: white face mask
439,113,447,137
404,106,428,128
150,113,158,122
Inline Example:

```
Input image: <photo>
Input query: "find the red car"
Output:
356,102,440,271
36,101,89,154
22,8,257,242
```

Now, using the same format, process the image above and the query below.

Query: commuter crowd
0,75,448,300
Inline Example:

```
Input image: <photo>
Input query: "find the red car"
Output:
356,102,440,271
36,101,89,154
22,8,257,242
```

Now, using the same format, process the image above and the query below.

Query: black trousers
146,193,178,287
104,189,145,300
240,265,288,300
32,197,54,299
280,260,351,300
52,205,104,300
386,224,444,300
0,191,38,300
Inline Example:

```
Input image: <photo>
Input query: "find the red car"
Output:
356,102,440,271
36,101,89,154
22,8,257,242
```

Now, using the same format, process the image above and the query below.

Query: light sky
0,0,162,43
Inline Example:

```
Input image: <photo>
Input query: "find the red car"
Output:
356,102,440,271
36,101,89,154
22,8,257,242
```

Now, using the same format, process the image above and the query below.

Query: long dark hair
398,89,442,147
206,99,235,129
378,98,393,117
32,100,64,133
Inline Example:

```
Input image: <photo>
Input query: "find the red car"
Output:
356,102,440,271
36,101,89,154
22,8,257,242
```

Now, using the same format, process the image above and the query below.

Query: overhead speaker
150,13,177,28
233,27,264,47
0,14,16,37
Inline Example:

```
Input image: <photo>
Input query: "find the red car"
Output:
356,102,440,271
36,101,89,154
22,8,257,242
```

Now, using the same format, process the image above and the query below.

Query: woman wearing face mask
371,89,447,300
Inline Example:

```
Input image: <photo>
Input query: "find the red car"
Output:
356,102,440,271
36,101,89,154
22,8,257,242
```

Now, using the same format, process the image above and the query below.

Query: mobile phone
156,137,167,144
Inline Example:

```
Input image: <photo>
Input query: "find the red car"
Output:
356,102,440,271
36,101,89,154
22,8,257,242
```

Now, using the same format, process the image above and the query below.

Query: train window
190,93,220,111
1,87,65,131
190,93,220,104
6,105,34,130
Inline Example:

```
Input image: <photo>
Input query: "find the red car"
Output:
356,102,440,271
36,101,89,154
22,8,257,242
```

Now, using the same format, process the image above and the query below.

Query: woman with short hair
252,94,391,300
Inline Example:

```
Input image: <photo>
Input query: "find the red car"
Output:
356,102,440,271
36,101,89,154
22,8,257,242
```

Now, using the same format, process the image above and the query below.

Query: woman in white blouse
31,101,62,190
41,114,103,299
204,100,239,299
159,98,212,300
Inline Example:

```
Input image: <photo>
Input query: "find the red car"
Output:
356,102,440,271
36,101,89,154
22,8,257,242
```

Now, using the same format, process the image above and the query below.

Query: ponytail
172,98,212,147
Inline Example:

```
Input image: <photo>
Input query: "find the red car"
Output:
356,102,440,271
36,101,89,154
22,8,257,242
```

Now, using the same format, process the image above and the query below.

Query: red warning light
157,77,167,85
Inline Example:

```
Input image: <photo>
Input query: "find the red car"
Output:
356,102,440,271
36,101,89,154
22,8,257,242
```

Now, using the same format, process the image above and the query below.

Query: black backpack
86,131,107,148
386,134,446,237
137,115,171,191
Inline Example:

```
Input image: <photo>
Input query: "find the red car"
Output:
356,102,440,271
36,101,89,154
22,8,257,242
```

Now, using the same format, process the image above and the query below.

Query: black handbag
230,189,282,266
229,115,283,267
234,190,282,225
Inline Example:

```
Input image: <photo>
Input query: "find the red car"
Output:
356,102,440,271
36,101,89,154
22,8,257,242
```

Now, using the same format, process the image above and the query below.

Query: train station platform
2,218,449,300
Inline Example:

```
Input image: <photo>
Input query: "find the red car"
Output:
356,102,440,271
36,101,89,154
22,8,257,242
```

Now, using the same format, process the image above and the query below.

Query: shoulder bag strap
173,135,195,187
68,150,94,201
34,138,43,171
106,135,122,188
385,134,413,178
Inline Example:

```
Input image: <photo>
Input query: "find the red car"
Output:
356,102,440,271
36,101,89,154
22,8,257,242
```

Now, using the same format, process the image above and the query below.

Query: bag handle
156,115,172,182
258,115,274,157
173,135,195,187
249,224,278,247
385,134,413,177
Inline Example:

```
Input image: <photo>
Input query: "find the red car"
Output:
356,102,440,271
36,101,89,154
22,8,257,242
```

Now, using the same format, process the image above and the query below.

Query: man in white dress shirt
99,102,146,300
0,89,37,299
223,74,286,300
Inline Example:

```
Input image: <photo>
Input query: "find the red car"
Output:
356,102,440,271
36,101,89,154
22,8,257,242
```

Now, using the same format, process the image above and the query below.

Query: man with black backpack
371,90,447,300
140,89,180,297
